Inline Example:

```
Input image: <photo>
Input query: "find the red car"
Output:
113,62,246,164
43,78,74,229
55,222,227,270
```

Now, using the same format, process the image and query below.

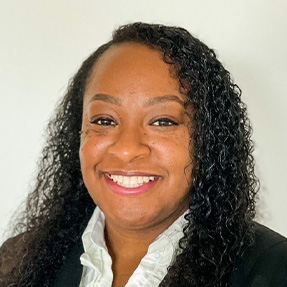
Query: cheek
160,133,192,186
154,132,191,164
79,131,109,171
79,135,107,202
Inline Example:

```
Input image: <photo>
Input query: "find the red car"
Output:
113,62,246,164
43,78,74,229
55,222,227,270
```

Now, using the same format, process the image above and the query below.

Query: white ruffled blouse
79,207,186,287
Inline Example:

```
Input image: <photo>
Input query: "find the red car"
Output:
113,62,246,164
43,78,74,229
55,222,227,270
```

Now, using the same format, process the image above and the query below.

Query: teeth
109,175,156,188
143,176,150,183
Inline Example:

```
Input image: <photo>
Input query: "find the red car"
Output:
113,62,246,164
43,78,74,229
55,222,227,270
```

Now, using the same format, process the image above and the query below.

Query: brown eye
151,118,178,127
90,117,117,126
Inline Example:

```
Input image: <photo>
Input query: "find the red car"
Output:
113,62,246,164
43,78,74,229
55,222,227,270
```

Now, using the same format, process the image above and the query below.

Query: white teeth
123,176,129,186
143,176,150,183
109,175,156,188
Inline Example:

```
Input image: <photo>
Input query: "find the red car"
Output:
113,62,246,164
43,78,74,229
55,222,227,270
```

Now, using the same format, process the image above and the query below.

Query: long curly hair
1,22,258,286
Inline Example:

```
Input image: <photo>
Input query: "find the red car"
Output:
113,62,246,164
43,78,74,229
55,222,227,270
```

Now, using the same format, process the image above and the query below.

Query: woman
0,22,286,287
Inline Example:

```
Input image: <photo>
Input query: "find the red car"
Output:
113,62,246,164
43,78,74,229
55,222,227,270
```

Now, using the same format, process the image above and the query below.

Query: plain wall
0,0,286,244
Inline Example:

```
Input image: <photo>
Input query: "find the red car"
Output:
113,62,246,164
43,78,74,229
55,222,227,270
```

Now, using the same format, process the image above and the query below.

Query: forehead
84,43,183,100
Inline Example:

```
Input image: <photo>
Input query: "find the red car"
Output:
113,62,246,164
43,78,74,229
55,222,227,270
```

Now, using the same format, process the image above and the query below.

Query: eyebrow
89,93,185,107
143,95,185,107
89,93,122,105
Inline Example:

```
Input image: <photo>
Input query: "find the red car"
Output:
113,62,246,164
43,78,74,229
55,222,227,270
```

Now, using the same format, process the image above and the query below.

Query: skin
79,43,193,286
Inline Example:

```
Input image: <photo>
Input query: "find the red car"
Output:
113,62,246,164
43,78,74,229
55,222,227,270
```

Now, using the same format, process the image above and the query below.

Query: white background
0,0,286,244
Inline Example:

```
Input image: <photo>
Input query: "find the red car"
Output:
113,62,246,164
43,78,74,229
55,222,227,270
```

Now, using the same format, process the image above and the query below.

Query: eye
151,118,178,127
90,117,117,126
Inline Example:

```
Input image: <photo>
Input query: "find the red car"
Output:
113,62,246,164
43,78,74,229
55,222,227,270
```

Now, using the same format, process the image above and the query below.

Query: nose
107,125,151,163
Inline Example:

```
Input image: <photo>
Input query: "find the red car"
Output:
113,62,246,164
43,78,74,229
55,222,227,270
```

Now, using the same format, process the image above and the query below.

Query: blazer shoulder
230,223,287,287
253,222,287,252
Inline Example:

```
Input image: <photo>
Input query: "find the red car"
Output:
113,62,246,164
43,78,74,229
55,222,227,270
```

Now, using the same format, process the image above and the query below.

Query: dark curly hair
1,22,258,286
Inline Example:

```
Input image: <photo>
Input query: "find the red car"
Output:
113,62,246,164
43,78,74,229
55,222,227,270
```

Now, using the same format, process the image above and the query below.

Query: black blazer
54,223,287,286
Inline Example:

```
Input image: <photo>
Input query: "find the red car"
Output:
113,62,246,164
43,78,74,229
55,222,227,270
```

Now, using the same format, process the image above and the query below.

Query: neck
105,223,158,261
105,220,175,287
105,225,158,287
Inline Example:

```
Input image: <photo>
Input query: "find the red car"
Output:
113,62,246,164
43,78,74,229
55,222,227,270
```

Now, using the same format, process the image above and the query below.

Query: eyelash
90,117,117,126
89,117,178,127
150,118,178,127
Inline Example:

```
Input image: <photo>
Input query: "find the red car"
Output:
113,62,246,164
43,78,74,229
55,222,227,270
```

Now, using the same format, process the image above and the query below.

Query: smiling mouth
107,174,156,188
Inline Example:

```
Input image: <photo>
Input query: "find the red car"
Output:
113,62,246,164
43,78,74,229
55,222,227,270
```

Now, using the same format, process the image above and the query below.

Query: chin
107,207,161,229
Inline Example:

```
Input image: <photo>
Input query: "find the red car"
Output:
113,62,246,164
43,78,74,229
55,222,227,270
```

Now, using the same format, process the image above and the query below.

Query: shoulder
230,222,287,287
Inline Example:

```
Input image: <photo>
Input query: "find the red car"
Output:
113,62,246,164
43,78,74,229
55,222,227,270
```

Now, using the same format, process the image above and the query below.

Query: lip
103,172,160,196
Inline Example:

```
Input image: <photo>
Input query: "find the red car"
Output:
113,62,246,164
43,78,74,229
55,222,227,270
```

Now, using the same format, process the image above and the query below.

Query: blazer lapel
53,241,84,287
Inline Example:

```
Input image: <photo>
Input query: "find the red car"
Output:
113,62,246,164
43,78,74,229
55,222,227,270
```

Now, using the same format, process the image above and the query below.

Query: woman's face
80,43,192,234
